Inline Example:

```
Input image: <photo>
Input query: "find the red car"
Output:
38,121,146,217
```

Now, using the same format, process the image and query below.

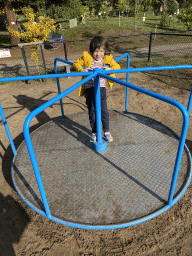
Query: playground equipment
45,33,64,50
0,54,192,230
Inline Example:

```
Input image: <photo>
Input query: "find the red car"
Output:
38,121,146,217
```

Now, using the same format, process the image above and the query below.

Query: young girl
73,36,120,142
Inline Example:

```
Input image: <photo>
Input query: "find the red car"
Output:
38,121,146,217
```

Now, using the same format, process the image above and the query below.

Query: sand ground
0,71,192,255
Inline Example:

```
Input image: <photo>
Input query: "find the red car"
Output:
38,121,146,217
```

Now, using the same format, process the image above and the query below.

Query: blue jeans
85,87,109,133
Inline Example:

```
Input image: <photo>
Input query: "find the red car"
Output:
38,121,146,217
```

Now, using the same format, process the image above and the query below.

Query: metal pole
154,25,157,40
187,86,192,114
168,112,189,205
40,44,47,75
20,46,30,76
54,59,65,117
24,117,51,218
148,32,152,62
94,74,102,143
93,69,107,151
125,54,130,112
63,41,68,60
0,103,17,156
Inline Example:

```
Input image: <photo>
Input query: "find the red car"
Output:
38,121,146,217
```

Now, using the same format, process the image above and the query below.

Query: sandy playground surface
0,71,192,255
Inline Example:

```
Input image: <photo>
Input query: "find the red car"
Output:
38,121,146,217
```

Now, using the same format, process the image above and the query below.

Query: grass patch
59,12,188,41
0,32,11,46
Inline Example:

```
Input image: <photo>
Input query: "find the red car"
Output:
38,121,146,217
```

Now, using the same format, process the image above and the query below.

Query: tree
179,0,192,9
167,0,178,15
65,0,83,18
81,0,94,8
2,0,20,45
8,7,55,66
160,10,169,26
8,7,55,43
151,0,161,14
100,0,110,19
177,4,192,29
115,0,126,26
141,0,152,13
129,0,142,27
115,0,125,13
94,0,105,14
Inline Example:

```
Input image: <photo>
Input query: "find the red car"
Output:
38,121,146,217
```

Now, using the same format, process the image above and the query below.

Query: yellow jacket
73,51,120,96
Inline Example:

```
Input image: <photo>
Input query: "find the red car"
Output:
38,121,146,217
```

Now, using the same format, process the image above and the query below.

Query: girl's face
93,46,105,61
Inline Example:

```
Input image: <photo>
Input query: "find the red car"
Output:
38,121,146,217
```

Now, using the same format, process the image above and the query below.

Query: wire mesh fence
148,32,192,62
64,34,151,62
0,32,192,78
0,42,67,78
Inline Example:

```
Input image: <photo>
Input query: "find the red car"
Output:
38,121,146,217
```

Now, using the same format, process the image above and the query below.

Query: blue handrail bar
1,65,192,83
91,69,107,151
0,103,17,156
100,70,192,205
54,58,75,116
114,53,130,112
23,72,96,218
0,71,91,83
187,88,192,114
54,58,73,117
54,58,73,67
54,54,130,115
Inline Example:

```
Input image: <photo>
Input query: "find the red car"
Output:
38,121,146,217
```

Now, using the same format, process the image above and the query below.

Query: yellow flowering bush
80,6,90,17
8,7,55,67
8,7,55,42
177,6,192,29
31,51,39,63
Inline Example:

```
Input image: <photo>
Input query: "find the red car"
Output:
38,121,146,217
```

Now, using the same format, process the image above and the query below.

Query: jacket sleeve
104,55,121,90
73,56,85,72
109,58,121,70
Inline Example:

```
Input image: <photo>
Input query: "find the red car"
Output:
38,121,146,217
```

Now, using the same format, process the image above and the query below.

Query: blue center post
92,68,107,152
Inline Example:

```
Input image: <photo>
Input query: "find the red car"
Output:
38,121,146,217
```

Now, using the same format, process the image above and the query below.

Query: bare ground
0,71,192,255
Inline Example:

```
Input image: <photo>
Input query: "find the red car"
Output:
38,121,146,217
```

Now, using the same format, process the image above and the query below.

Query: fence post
40,44,47,75
19,45,30,76
148,32,152,62
63,41,68,61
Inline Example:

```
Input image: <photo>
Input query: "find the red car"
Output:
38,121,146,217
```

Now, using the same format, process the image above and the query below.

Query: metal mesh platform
12,110,191,226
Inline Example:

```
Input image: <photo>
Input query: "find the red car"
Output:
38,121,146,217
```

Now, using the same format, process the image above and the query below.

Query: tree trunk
134,0,137,29
158,0,166,12
4,1,20,46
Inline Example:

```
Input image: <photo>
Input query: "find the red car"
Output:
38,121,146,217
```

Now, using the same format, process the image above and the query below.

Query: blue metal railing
0,103,17,156
53,55,130,151
100,70,192,205
0,58,192,229
114,53,130,112
54,58,73,117
23,72,96,217
54,54,130,115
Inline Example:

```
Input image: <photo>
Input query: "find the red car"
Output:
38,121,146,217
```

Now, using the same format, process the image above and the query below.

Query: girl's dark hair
89,36,111,55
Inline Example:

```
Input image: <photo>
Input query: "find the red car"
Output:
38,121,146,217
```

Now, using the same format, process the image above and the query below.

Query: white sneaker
104,131,113,142
90,133,96,142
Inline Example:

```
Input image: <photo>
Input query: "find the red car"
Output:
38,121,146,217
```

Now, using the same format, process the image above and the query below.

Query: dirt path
0,72,192,255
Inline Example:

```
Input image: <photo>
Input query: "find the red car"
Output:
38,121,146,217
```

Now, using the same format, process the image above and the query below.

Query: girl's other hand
104,66,111,70
81,68,89,72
